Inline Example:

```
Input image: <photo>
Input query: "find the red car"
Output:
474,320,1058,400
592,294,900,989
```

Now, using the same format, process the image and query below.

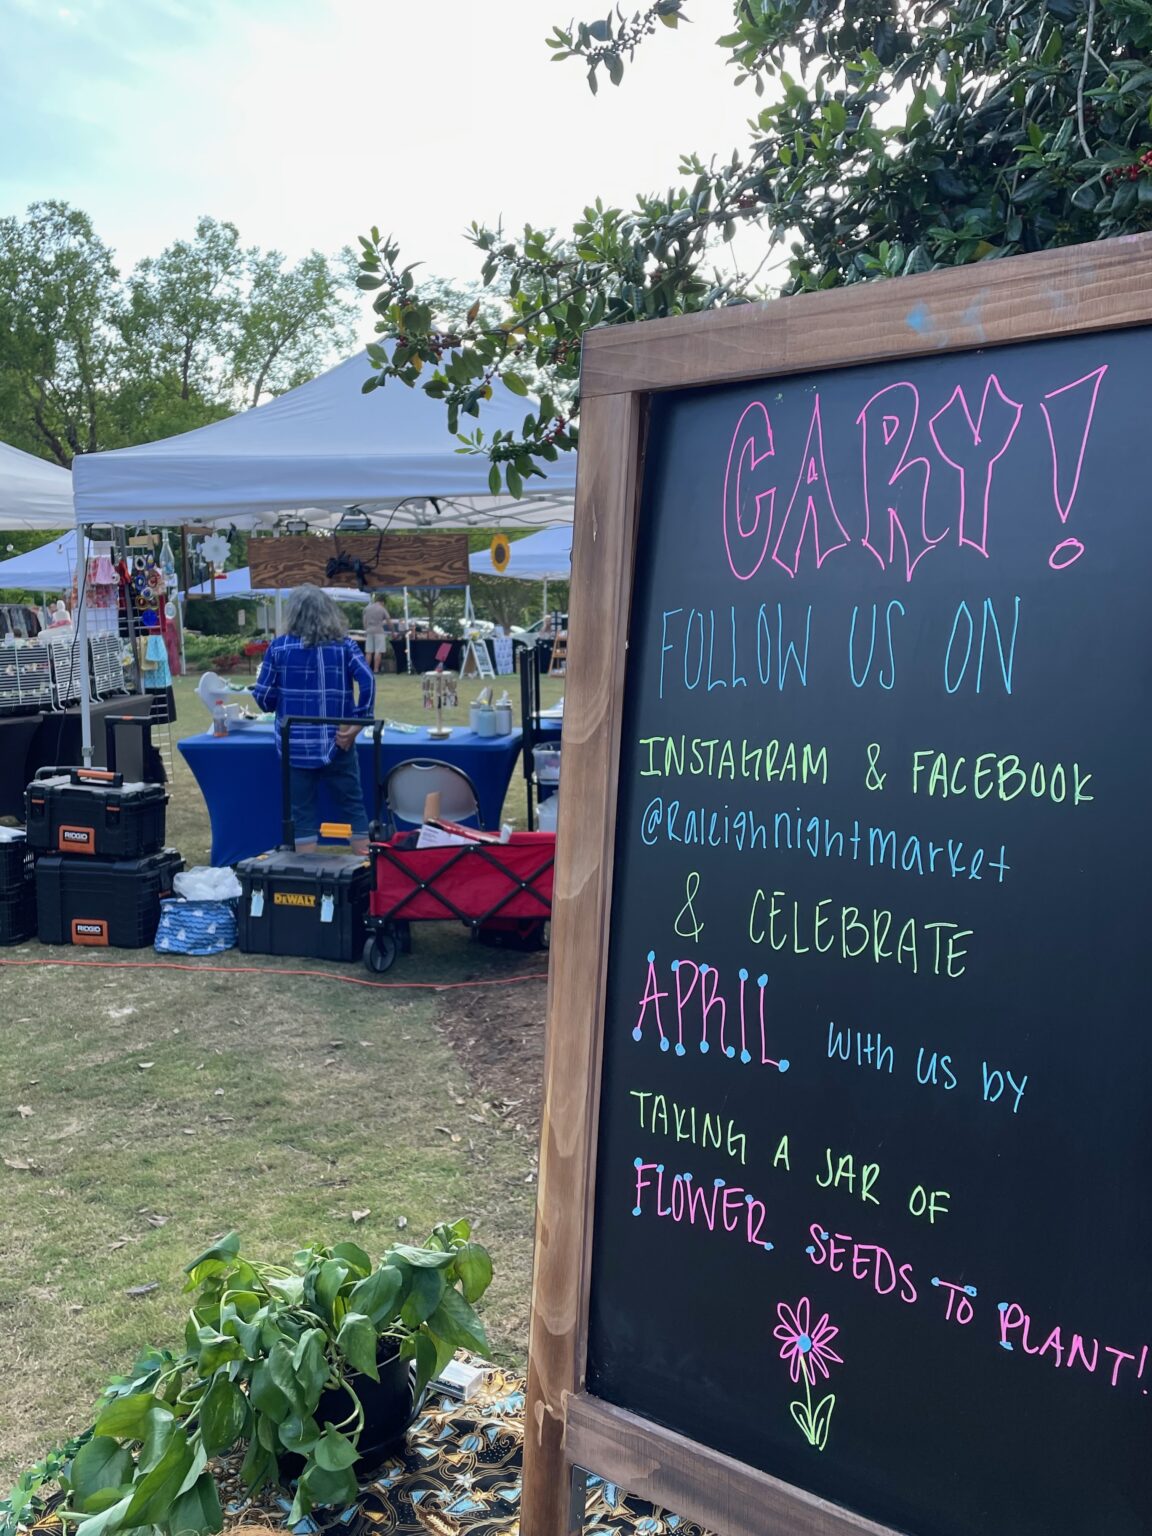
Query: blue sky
0,0,762,285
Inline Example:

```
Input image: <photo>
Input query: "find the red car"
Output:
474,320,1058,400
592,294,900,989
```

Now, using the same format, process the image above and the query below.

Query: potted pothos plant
57,1222,493,1535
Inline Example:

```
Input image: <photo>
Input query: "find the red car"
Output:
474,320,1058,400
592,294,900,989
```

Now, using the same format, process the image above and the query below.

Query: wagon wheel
363,926,398,973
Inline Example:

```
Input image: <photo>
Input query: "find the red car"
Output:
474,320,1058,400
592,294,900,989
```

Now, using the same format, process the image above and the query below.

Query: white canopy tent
0,440,75,531
71,348,576,529
186,566,369,604
0,529,79,590
68,349,577,757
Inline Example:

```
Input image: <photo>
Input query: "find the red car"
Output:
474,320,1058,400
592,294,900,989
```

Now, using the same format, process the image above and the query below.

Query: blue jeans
289,746,369,841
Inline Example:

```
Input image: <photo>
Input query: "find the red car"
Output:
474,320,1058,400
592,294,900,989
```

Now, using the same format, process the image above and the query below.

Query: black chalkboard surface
586,326,1152,1536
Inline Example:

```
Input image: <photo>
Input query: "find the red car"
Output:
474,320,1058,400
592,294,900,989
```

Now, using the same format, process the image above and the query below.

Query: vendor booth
72,347,576,855
180,724,523,866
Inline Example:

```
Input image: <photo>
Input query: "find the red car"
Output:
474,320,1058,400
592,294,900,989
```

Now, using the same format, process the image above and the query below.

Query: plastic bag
174,866,242,901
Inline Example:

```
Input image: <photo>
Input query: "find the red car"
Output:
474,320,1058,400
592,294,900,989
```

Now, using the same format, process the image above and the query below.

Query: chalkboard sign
523,238,1152,1536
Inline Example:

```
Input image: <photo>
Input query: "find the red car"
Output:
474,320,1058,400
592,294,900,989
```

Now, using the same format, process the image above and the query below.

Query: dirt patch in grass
432,968,547,1141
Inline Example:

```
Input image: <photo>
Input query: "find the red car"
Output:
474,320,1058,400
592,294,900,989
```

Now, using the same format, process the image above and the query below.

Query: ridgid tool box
236,717,371,963
0,831,36,945
36,847,184,948
24,718,168,858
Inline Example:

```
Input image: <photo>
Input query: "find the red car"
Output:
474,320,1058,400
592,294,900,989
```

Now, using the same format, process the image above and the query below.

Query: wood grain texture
522,391,646,1536
246,532,468,591
582,234,1152,396
566,1396,903,1536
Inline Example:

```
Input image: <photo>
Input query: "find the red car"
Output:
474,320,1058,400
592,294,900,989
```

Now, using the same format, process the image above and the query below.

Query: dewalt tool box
25,769,167,859
236,849,371,962
36,848,183,948
235,716,372,963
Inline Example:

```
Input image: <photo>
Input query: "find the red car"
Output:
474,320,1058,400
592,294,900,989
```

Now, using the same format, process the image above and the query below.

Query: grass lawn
0,666,562,1484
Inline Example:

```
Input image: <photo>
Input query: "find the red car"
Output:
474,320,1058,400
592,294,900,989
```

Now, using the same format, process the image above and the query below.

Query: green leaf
606,51,624,85
349,1265,403,1327
278,1414,320,1455
138,1409,176,1473
73,1493,133,1536
314,1425,359,1472
389,1244,456,1271
331,1242,372,1278
248,1359,291,1422
70,1439,135,1512
293,1329,330,1406
427,1286,488,1354
315,1258,350,1321
92,1393,169,1442
400,1266,445,1326
193,1328,245,1374
300,1462,359,1511
122,1426,193,1528
336,1312,380,1381
502,371,529,397
198,1376,249,1458
505,465,523,500
183,1233,240,1278
238,1437,274,1495
267,1340,306,1414
452,1242,493,1305
487,463,502,496
163,1471,223,1536
410,1332,438,1398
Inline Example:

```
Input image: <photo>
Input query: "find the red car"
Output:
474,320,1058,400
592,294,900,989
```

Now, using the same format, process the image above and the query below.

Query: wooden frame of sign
523,233,1152,1536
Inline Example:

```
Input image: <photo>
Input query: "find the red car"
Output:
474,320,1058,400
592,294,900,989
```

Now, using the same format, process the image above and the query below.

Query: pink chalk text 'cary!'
722,367,1108,581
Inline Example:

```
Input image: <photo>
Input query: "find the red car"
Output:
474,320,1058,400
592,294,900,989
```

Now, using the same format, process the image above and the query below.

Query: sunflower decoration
489,534,511,574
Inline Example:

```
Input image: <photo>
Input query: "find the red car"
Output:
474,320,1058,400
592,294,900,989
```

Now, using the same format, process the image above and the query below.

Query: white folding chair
384,759,484,832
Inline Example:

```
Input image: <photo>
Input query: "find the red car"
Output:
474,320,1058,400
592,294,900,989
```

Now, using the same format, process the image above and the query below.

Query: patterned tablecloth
306,1366,711,1536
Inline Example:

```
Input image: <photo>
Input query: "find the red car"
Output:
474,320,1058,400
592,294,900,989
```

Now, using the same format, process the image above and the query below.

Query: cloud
0,0,773,289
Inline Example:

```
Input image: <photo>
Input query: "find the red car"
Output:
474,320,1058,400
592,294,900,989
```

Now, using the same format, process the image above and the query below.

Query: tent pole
542,578,548,623
403,586,412,673
275,588,283,635
77,526,93,765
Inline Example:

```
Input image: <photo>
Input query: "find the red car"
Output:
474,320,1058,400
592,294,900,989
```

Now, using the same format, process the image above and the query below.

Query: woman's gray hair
285,584,348,644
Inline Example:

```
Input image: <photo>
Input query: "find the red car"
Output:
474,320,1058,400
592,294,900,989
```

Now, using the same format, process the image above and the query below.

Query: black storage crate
25,769,168,859
36,848,183,948
0,834,32,894
0,882,36,945
236,851,371,962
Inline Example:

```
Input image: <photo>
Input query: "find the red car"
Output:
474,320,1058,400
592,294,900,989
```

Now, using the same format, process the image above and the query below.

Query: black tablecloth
0,715,45,819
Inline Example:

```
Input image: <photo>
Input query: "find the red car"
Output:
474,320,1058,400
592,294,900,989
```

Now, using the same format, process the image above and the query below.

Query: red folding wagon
363,829,556,972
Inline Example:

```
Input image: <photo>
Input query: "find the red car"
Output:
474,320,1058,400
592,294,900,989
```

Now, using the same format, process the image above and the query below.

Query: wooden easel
523,234,1152,1536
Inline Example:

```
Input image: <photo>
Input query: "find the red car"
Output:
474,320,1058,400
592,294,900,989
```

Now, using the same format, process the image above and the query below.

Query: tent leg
542,578,548,624
403,586,412,673
77,526,94,766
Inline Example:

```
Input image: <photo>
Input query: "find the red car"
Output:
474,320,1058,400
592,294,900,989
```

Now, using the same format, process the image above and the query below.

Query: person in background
362,591,393,675
252,585,375,852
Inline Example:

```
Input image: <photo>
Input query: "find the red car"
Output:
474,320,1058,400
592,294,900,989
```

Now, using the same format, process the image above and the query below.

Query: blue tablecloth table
179,724,524,866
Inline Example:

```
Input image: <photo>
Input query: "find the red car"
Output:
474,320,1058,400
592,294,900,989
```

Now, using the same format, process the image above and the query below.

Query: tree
357,0,1152,487
232,247,358,407
0,203,359,465
0,201,120,465
120,216,244,402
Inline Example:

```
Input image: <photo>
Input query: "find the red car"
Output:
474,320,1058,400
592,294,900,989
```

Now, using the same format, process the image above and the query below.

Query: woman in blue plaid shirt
252,585,375,851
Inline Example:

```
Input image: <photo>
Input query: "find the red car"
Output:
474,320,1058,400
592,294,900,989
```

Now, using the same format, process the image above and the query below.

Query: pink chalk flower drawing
774,1297,842,1450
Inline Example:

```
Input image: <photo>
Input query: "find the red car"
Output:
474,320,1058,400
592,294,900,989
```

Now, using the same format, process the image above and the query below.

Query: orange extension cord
0,956,547,992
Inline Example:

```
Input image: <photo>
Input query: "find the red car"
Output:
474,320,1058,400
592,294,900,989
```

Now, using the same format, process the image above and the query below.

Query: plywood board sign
247,532,469,591
525,234,1152,1536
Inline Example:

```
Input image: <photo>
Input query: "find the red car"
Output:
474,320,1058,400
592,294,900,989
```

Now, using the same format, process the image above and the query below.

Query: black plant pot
278,1343,419,1483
